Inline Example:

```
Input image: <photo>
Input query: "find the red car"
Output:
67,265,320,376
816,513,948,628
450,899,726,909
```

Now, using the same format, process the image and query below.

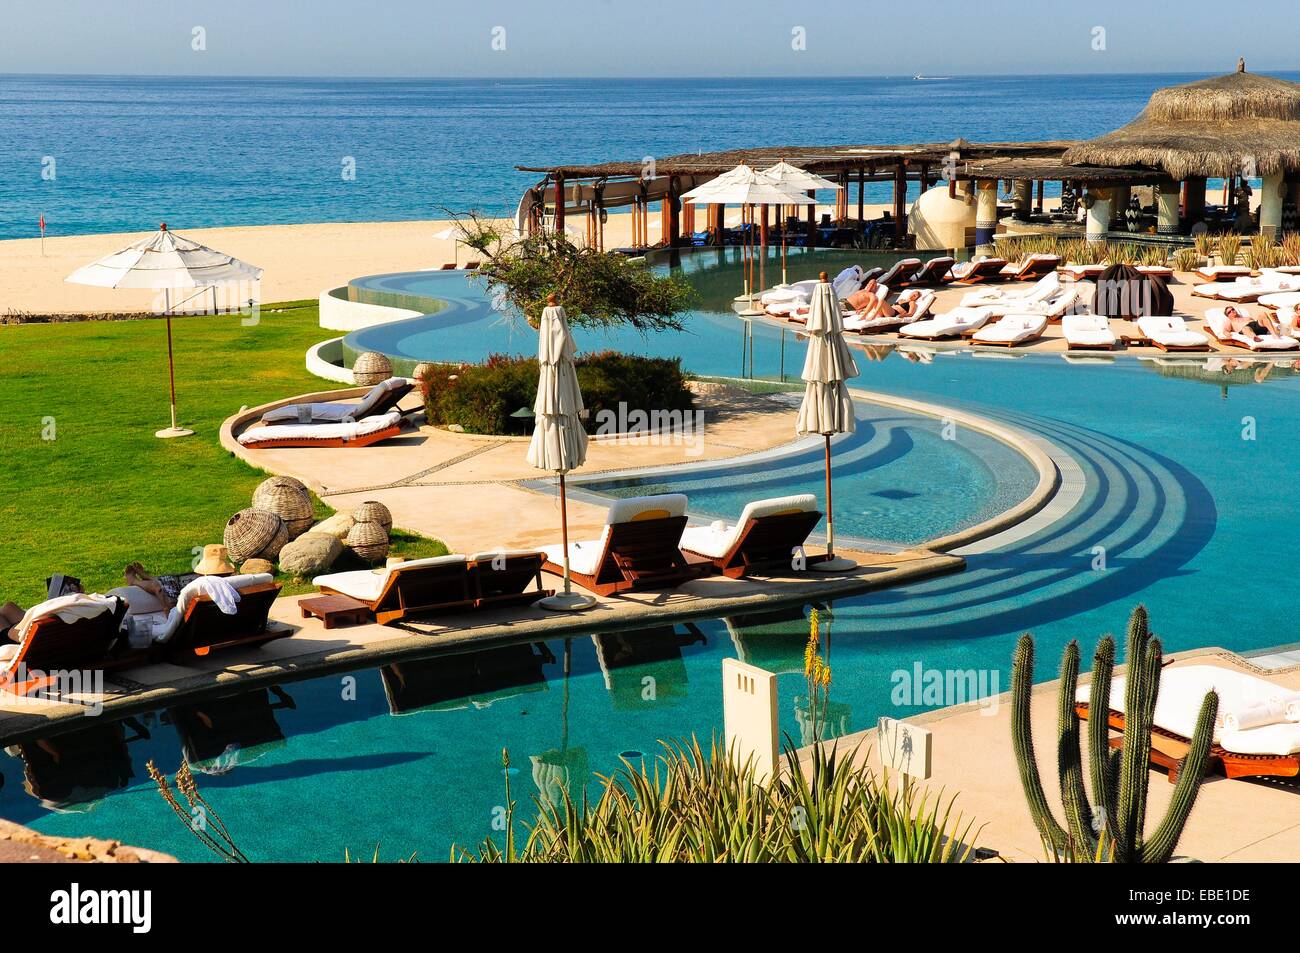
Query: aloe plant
1010,606,1218,863
1174,248,1199,274
1217,233,1241,266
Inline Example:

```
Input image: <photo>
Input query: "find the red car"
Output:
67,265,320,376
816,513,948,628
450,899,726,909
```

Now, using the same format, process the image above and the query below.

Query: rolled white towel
1287,700,1300,723
1222,700,1286,731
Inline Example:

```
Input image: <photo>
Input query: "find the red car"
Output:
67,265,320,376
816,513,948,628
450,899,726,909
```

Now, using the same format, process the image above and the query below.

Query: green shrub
419,351,694,435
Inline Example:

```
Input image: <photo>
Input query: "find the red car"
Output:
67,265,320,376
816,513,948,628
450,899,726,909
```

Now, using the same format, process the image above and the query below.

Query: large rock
278,533,343,578
312,512,355,540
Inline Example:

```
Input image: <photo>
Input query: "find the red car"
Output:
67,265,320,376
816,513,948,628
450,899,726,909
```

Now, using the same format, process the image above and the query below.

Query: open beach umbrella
797,272,860,571
683,165,811,309
761,161,842,286
66,223,262,438
527,294,596,611
433,225,461,266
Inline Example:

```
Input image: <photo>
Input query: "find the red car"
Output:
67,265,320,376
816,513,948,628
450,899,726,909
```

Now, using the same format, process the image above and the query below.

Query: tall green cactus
1010,605,1219,863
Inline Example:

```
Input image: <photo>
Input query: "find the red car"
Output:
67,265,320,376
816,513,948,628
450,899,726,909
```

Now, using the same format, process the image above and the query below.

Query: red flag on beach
39,214,45,232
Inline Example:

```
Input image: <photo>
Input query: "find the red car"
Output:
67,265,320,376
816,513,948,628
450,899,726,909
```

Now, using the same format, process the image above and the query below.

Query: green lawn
0,302,445,606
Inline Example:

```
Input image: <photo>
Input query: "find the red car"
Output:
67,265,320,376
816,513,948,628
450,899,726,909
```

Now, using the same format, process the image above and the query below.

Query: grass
0,300,445,605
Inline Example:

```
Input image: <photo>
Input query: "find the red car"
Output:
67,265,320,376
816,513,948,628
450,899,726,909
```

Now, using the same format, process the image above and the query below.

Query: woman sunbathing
124,563,185,611
1224,306,1280,341
859,288,925,322
1,602,25,643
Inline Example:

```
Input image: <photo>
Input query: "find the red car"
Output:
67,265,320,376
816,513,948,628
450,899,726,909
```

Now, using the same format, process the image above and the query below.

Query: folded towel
184,575,242,616
1286,700,1300,723
1222,700,1286,731
10,592,119,642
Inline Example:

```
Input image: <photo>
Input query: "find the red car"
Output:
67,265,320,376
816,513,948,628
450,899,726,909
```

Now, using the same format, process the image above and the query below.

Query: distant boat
914,74,951,81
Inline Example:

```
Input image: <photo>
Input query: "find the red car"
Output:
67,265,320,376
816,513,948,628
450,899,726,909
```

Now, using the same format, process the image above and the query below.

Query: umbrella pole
156,290,194,439
812,432,857,572
539,471,596,611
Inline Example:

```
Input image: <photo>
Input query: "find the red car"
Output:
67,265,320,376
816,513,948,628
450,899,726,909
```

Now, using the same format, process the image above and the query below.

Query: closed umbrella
66,223,262,438
527,294,596,611
797,272,860,571
761,161,842,286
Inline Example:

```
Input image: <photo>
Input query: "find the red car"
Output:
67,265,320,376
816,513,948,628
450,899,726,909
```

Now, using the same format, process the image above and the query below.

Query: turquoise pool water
6,258,1300,862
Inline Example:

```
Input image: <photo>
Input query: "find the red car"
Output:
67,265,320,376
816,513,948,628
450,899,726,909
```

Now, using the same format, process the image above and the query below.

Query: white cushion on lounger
313,555,466,602
1076,665,1300,755
238,411,402,446
539,494,688,574
539,539,605,576
1204,308,1297,350
900,306,993,339
106,585,167,616
1136,316,1209,348
1062,314,1115,348
679,493,818,559
1258,291,1300,309
971,313,1047,344
261,377,409,424
962,271,1060,308
1195,265,1251,281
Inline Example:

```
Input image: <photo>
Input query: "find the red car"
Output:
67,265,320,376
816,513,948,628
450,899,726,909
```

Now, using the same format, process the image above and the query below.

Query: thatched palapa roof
1063,63,1300,179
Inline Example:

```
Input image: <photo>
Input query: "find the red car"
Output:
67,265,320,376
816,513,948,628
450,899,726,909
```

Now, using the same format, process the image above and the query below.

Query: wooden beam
857,165,865,223
893,160,907,243
553,174,565,233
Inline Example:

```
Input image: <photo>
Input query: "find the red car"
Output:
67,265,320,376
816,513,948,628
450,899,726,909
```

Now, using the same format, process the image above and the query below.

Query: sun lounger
1062,313,1117,350
439,263,456,270
961,271,1061,309
261,378,414,425
970,313,1048,346
1059,262,1109,281
0,594,127,694
137,574,285,660
875,258,922,288
898,305,993,339
468,550,553,609
237,411,405,449
842,288,934,334
1257,291,1300,310
1203,308,1299,351
1135,315,1211,351
539,494,705,596
1135,265,1174,278
1192,272,1300,301
949,257,1009,285
1193,264,1252,282
1076,664,1300,783
315,555,474,625
763,266,864,315
1000,254,1061,281
902,256,955,286
679,494,826,578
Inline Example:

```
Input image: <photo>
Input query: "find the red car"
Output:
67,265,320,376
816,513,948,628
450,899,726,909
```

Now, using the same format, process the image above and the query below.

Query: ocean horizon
4,71,1296,241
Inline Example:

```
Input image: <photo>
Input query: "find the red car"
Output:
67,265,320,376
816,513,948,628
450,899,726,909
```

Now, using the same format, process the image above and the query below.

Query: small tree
452,212,695,331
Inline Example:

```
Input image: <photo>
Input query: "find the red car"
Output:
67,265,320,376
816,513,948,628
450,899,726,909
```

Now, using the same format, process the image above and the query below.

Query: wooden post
553,174,565,234
682,200,695,238
857,164,865,224
661,175,681,246
1035,179,1045,213
806,188,816,244
893,160,907,244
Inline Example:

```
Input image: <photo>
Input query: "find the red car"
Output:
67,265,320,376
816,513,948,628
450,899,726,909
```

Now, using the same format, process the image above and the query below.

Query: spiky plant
804,608,832,744
1174,248,1199,274
1217,233,1241,267
1194,231,1215,259
1010,606,1218,863
1282,232,1300,266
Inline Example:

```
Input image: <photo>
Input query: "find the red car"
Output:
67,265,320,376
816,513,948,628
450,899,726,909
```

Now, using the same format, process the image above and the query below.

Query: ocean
2,71,1294,241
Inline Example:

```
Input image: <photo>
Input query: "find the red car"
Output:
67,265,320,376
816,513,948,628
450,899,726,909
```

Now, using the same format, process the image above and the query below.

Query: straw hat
195,544,236,576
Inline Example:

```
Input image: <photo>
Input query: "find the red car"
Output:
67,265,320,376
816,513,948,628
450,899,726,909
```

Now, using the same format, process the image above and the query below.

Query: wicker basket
224,508,290,563
252,477,315,539
352,351,393,387
346,520,390,562
353,500,393,532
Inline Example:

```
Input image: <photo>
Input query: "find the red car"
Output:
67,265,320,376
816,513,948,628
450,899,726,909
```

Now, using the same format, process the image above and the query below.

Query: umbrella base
155,426,195,439
811,556,858,572
538,591,597,612
733,292,760,303
737,307,765,317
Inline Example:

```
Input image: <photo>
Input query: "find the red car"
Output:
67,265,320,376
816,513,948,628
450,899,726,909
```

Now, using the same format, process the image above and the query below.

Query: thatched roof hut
1063,62,1300,179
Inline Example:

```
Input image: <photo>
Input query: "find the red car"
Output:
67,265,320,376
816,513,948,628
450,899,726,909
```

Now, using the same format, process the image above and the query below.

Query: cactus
1009,606,1218,862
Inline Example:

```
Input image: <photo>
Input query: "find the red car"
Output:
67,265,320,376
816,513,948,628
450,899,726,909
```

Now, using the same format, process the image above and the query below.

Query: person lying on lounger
1,602,25,642
1223,306,1281,341
863,288,926,321
123,563,191,612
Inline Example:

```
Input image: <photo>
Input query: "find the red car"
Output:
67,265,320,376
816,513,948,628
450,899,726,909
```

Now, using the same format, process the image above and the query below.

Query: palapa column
1155,177,1181,235
1259,171,1285,237
974,179,998,254
1182,176,1207,229
1111,185,1130,227
1011,180,1032,221
1086,187,1113,244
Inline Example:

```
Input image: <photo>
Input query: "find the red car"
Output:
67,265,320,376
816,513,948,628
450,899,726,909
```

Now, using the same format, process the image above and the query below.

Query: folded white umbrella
797,275,860,571
527,298,594,611
66,224,262,438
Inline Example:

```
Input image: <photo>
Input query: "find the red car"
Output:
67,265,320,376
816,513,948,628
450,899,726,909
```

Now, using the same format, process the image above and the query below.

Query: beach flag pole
39,214,45,255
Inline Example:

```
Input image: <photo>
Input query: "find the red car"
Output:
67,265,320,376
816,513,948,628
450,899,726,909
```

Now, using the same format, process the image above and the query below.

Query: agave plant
1174,248,1199,274
455,737,981,863
1282,232,1300,266
1217,233,1241,267
1193,231,1214,259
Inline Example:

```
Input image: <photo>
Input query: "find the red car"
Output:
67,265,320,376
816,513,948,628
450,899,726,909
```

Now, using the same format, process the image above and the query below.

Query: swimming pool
6,261,1300,862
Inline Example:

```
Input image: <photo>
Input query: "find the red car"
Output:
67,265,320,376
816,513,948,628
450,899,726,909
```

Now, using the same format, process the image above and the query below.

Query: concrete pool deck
796,649,1300,863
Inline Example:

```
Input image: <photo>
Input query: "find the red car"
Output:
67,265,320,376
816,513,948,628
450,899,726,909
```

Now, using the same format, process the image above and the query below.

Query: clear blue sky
1,0,1292,77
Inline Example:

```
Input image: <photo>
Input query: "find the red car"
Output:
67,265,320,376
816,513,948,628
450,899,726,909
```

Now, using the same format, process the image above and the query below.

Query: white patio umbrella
527,295,596,611
433,224,461,267
762,161,843,285
66,224,262,438
683,165,811,310
797,272,860,572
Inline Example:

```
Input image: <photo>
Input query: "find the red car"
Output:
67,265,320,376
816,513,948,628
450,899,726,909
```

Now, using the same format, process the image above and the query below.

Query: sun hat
195,544,236,576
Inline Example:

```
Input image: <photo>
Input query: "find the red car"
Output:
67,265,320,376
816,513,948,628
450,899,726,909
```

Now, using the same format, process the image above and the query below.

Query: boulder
278,533,343,578
312,512,355,540
240,558,276,575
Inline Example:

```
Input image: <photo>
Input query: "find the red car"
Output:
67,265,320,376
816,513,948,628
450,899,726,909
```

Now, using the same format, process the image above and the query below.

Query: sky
1,0,1294,78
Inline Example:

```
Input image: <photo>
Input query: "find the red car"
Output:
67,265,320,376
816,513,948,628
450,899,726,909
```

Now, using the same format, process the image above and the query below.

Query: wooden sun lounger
1076,701,1300,783
1005,256,1061,282
682,510,828,579
317,560,476,626
0,601,129,695
469,552,553,609
163,582,286,660
901,257,955,287
950,258,1009,285
540,515,709,596
238,424,404,450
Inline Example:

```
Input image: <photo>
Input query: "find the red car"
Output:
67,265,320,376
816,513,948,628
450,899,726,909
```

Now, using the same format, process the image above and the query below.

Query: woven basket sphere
412,362,436,383
252,477,315,539
353,500,393,532
345,520,390,562
224,508,291,564
353,351,393,387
